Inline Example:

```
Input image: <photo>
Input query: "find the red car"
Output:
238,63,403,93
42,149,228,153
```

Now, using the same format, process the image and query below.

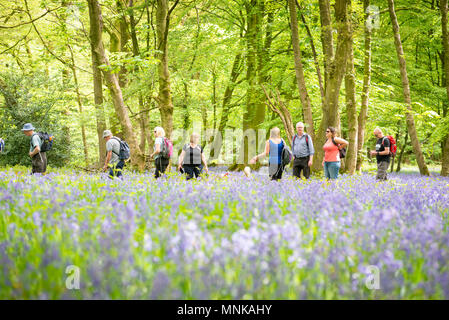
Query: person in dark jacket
178,133,209,180
22,123,47,175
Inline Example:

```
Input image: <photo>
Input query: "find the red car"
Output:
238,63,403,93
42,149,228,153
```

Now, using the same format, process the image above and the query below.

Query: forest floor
0,166,448,299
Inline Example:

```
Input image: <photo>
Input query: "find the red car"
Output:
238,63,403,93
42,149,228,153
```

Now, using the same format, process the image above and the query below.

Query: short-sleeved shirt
154,137,164,160
30,134,42,153
376,137,391,163
292,133,315,157
106,137,121,164
183,144,203,165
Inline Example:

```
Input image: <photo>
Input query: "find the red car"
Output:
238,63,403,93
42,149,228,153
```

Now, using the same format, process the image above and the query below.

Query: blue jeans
324,161,340,180
108,160,125,179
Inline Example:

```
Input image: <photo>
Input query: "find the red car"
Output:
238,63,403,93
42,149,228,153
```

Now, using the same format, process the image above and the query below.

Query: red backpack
383,135,397,157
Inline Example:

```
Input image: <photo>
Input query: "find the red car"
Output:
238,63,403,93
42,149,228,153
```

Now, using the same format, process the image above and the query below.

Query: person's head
21,123,35,137
154,126,165,138
326,127,337,139
102,129,112,142
270,127,281,139
296,122,305,135
190,132,200,145
373,127,383,139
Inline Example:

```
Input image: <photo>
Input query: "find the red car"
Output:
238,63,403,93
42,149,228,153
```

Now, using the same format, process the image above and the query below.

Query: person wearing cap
21,123,47,174
102,130,124,179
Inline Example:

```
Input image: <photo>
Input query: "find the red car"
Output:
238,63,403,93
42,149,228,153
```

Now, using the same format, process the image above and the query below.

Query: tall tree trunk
344,6,358,175
312,0,350,172
242,0,265,166
128,0,151,156
88,1,107,166
156,0,175,139
388,0,430,176
87,0,144,170
440,0,449,176
356,0,372,173
287,0,315,140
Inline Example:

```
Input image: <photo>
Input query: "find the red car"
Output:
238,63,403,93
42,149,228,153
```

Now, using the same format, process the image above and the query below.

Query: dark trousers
155,157,169,179
182,164,203,180
292,156,310,179
108,160,125,179
31,152,47,174
270,164,284,181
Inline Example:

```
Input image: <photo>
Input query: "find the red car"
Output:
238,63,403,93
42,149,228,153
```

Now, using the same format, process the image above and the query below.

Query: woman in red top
322,127,348,179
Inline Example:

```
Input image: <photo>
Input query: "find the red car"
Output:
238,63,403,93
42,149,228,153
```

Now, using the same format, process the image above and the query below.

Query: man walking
21,123,47,174
103,130,125,179
370,127,391,180
291,122,314,179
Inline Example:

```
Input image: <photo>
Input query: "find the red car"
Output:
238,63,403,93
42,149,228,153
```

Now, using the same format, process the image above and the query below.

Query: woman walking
150,126,169,179
250,127,285,181
178,133,209,180
322,127,348,180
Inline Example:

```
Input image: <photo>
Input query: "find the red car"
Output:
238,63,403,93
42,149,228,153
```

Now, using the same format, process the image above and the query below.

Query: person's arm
334,137,348,148
178,150,185,171
29,145,40,157
150,139,162,158
103,150,112,171
370,139,390,156
201,152,208,174
371,146,390,156
307,135,314,167
250,140,270,164
29,136,40,157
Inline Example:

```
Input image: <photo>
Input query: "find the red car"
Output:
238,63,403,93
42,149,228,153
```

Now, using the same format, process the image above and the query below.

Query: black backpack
281,140,293,166
33,132,54,152
111,137,130,160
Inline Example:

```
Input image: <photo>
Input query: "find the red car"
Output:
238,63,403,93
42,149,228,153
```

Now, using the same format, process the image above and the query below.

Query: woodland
0,0,448,175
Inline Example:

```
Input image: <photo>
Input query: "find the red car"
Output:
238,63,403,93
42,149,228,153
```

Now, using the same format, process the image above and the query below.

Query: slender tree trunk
396,130,408,172
356,0,372,173
440,0,449,176
209,52,242,161
312,0,350,172
288,0,315,140
156,0,175,139
87,0,144,170
344,5,358,175
68,45,89,166
128,0,151,157
388,0,429,175
242,0,265,166
296,0,325,103
87,1,107,166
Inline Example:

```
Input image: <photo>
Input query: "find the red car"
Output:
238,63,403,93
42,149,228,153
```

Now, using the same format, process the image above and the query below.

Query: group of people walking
19,122,392,181
250,122,349,181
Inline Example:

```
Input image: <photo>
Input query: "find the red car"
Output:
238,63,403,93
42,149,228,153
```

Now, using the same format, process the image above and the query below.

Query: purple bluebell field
0,168,448,299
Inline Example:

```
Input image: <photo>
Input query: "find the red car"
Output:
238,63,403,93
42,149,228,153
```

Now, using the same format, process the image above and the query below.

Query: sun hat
103,130,112,138
21,123,35,131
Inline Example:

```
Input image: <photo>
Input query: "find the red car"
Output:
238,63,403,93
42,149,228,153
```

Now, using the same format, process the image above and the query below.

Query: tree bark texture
87,0,144,170
356,0,372,173
388,0,430,176
288,0,315,140
156,0,174,139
